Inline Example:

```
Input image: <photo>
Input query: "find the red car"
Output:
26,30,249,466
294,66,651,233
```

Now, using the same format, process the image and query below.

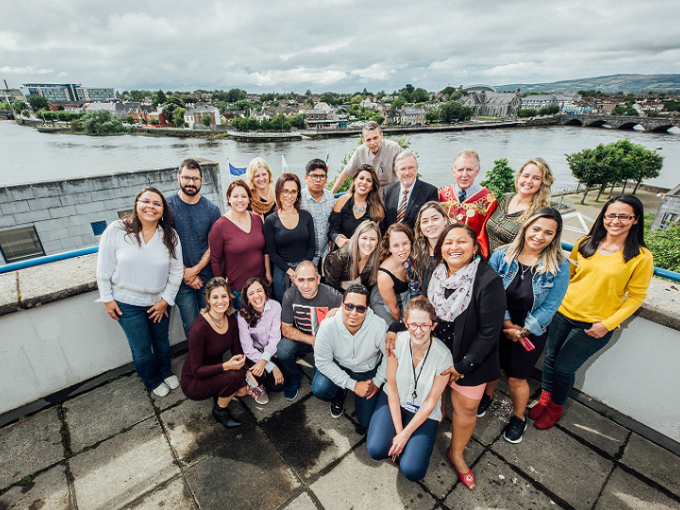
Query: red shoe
534,399,563,430
528,390,551,421
446,447,476,490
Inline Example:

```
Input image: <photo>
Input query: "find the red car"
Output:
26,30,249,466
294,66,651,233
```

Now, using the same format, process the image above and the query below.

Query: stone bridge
558,114,680,132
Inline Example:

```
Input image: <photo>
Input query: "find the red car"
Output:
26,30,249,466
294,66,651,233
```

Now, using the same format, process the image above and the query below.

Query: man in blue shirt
300,158,335,267
166,159,222,338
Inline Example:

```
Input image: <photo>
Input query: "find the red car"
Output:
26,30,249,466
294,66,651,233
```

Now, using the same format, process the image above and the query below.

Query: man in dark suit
381,150,438,230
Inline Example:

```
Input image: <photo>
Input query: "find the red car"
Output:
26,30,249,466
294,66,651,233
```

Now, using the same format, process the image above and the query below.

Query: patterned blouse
485,193,524,255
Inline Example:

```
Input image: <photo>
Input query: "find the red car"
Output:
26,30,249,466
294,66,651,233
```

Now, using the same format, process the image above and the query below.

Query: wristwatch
518,327,530,338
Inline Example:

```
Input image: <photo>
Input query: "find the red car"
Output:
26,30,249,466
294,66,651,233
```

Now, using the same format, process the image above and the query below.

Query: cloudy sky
2,0,679,94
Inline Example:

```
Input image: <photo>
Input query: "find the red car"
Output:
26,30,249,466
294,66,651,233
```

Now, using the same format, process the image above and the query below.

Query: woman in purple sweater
237,277,287,405
210,179,272,309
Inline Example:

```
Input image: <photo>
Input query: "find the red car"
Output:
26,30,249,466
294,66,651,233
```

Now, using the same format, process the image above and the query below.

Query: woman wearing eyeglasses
210,179,272,310
530,195,653,430
97,187,183,398
264,173,316,302
367,297,452,482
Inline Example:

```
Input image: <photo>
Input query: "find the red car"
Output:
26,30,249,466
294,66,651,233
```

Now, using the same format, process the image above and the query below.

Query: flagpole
227,157,232,182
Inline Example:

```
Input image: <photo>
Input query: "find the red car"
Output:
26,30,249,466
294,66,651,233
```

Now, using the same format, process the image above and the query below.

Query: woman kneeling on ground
480,207,570,443
367,297,452,482
181,277,249,429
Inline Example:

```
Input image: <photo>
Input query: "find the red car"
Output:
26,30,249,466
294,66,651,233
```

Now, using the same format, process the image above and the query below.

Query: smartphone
245,373,263,398
521,337,535,351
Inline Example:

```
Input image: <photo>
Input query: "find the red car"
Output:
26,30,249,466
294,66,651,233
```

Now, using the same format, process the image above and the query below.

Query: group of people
96,121,654,488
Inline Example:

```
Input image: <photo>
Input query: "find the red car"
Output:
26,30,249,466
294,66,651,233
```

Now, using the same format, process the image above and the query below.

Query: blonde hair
515,158,554,221
412,201,451,280
245,157,273,191
347,220,381,285
503,207,565,276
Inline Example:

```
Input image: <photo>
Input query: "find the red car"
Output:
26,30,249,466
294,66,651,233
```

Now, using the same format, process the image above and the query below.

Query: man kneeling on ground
312,284,388,429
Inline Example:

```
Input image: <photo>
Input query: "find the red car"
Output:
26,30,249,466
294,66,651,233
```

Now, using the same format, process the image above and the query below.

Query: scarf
427,258,479,322
250,185,276,215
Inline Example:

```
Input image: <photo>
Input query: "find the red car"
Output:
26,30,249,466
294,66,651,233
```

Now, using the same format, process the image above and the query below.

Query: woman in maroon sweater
181,277,249,428
209,179,272,309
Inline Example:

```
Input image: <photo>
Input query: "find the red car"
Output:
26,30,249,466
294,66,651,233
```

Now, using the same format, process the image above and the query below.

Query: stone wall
0,158,225,265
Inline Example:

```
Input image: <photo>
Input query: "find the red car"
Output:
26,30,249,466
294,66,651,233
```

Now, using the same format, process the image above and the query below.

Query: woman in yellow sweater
530,195,654,430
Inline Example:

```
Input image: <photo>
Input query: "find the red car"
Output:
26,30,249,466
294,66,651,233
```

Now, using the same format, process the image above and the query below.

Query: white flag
282,153,289,174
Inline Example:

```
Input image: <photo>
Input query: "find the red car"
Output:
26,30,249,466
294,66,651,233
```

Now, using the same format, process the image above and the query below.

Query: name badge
404,401,420,413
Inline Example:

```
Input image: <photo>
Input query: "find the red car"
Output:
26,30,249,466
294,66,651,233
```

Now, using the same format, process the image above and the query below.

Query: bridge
558,113,680,132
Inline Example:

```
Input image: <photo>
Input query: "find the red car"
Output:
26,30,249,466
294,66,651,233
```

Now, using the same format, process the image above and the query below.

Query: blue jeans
175,286,206,338
312,363,379,429
272,265,290,302
116,302,174,390
542,311,614,405
276,337,314,389
366,391,439,481
232,290,242,310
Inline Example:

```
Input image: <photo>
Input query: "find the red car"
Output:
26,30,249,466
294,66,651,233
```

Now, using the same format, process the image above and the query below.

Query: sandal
446,447,476,490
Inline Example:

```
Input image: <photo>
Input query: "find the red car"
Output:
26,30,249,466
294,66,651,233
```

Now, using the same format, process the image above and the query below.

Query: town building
21,83,115,102
650,183,680,231
521,93,577,112
400,106,426,125
184,105,220,127
460,88,522,118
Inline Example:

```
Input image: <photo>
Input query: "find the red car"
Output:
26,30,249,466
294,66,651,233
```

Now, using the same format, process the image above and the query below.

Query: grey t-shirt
166,193,222,287
344,138,402,187
281,284,343,336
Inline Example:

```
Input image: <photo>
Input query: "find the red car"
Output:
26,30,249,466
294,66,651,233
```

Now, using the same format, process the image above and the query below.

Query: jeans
366,391,439,481
117,302,173,390
312,363,379,429
272,265,290,303
276,337,314,389
175,286,206,338
232,290,242,310
542,311,614,405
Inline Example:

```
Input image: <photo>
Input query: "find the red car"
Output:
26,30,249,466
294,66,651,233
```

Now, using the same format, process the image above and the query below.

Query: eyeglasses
344,303,367,314
138,198,163,207
604,214,634,221
307,173,327,181
281,190,298,197
180,175,201,183
404,321,434,332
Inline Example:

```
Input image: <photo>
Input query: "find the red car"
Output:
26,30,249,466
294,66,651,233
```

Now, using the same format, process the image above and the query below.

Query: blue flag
229,163,246,176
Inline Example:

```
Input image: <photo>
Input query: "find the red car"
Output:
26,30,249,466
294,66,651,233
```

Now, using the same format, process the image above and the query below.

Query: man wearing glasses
301,158,335,267
313,284,388,428
166,158,222,337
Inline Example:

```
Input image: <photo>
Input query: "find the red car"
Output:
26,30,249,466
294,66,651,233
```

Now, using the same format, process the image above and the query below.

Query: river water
1,121,678,190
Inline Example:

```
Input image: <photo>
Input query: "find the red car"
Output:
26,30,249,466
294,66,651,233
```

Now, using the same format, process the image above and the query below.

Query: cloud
0,66,53,74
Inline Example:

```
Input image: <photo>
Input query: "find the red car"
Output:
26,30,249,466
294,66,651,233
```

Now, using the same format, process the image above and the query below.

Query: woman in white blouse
366,296,452,481
97,187,184,397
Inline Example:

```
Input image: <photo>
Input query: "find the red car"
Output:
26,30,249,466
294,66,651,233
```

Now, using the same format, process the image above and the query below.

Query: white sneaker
255,388,269,405
152,382,169,397
164,375,180,390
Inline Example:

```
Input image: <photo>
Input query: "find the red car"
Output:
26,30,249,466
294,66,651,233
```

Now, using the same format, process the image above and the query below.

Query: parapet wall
0,158,225,265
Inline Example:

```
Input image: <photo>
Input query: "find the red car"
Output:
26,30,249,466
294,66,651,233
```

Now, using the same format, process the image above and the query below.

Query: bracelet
518,327,530,338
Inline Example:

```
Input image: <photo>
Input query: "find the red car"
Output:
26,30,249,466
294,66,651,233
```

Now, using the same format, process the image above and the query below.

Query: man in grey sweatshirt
312,284,388,428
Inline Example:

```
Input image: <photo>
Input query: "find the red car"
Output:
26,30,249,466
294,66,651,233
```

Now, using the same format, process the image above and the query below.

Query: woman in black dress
330,164,385,248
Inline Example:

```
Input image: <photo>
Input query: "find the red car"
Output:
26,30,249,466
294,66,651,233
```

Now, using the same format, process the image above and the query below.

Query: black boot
212,404,241,428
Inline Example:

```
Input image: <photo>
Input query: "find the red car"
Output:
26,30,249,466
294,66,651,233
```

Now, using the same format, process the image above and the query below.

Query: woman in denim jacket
479,207,570,444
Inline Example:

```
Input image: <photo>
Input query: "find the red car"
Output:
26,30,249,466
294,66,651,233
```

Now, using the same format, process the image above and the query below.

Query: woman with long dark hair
482,208,570,443
97,187,183,397
237,277,287,404
410,201,452,297
530,195,654,430
330,164,386,247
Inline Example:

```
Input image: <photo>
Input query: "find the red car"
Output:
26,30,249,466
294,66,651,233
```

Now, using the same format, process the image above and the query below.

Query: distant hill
496,74,680,94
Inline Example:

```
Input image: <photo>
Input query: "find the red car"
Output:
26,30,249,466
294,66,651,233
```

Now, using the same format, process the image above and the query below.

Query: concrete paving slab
420,427,484,499
160,397,253,467
184,426,299,510
496,374,542,400
445,451,558,509
281,491,318,510
0,407,64,489
18,254,97,307
65,374,154,452
299,353,315,380
622,433,680,498
0,464,71,510
240,376,312,422
0,272,18,316
492,424,613,510
559,400,630,457
309,446,436,510
150,353,188,412
70,417,179,510
473,390,515,445
260,395,364,482
595,467,680,510
125,476,196,510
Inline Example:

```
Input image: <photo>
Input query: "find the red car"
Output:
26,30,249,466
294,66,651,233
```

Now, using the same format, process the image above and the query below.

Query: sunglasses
343,303,367,314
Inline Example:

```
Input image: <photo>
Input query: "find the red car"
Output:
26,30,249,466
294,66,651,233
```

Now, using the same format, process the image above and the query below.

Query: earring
161,216,164,221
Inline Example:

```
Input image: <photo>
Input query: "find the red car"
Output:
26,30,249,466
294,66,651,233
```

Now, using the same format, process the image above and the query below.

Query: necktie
397,189,409,223
458,189,467,203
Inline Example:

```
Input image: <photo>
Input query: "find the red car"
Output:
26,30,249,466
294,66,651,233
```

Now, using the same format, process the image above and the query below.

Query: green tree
538,105,560,115
154,89,167,106
82,110,125,135
480,158,516,198
413,87,429,103
439,101,472,122
27,94,49,111
149,118,160,125
351,94,363,105
126,114,135,124
628,142,663,194
392,97,406,110
271,113,291,131
567,144,619,204
201,114,212,127
645,223,680,272
226,88,247,102
13,100,27,113
289,113,305,129
0,101,10,110
173,107,186,127
518,109,537,118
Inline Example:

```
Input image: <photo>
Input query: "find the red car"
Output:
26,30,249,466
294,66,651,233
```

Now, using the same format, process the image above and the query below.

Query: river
1,121,678,190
